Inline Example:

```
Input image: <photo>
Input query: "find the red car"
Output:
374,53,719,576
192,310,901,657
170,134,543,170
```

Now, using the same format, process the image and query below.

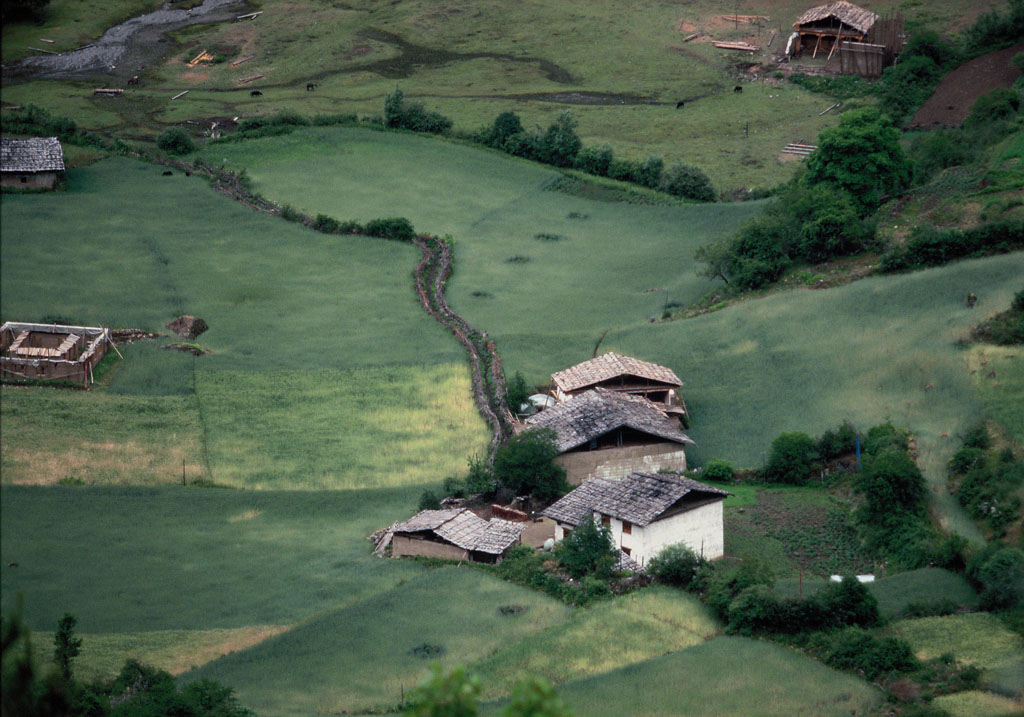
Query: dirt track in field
909,43,1024,129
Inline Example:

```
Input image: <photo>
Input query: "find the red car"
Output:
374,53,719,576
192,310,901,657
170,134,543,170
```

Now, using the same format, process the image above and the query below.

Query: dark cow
250,90,263,97
128,75,140,86
306,82,317,91
734,85,743,93
162,170,173,176
675,100,685,109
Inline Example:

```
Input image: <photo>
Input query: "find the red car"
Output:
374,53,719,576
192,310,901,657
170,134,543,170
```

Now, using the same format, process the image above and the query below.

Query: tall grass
868,568,978,618
471,587,720,699
528,636,880,716
185,568,569,716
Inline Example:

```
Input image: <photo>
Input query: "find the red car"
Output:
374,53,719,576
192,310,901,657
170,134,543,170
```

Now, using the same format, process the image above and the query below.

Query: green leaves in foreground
405,663,572,717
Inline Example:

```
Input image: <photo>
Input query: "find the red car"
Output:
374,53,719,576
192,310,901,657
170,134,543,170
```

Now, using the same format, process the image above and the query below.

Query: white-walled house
541,472,729,567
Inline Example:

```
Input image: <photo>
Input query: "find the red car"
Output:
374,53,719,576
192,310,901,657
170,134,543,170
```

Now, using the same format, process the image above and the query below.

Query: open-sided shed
792,2,877,59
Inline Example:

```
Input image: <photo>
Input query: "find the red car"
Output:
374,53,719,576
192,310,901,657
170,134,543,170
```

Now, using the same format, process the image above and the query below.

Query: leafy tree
538,111,582,167
967,544,1024,610
702,459,734,482
2,609,72,717
764,432,817,484
661,162,716,201
966,87,1021,128
1,0,50,23
863,420,909,456
501,676,572,717
554,514,616,579
505,371,530,414
648,542,705,588
574,144,614,176
383,88,451,134
463,454,494,495
492,428,568,502
816,421,858,461
856,449,927,542
804,108,910,213
636,155,664,189
52,613,82,682
418,490,441,510
483,111,524,149
156,128,195,156
816,576,879,627
404,664,480,717
704,559,774,619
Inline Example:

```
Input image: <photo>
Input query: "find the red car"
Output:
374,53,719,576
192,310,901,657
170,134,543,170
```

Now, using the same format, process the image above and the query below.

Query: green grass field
1,158,489,490
868,568,979,618
890,612,1024,696
184,567,569,715
471,587,720,698
537,636,880,716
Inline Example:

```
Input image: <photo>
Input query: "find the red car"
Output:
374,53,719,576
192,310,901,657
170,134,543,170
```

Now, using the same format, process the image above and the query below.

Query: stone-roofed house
1,137,65,190
390,508,526,563
793,1,877,58
542,472,730,566
551,352,688,425
523,388,694,485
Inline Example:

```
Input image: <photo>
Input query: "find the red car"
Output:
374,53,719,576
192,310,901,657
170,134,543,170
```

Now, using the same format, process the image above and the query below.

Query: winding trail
163,157,512,456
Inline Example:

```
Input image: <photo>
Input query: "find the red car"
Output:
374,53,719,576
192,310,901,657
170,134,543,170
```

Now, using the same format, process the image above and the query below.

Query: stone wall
1,172,58,189
391,535,468,561
555,442,688,485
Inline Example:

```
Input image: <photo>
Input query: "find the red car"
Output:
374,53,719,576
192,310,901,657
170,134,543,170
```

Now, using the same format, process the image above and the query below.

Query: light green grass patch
890,612,1024,695
969,346,1024,445
932,690,1024,717
0,485,425,633
32,626,291,682
868,568,978,618
0,387,203,486
185,567,569,716
533,636,879,717
196,365,489,490
471,587,720,699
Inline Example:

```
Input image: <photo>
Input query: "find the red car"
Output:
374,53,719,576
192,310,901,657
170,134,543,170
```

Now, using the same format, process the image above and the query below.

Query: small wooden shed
390,508,526,564
1,137,65,189
1,322,113,386
793,1,877,59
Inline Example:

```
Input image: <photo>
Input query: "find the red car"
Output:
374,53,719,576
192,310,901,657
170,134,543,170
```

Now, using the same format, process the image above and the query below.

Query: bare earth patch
3,441,203,485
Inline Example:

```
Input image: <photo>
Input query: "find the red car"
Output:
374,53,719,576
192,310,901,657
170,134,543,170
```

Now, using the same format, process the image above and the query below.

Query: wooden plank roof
392,508,526,554
524,388,693,453
794,2,877,34
1,137,65,173
542,472,729,528
551,352,681,393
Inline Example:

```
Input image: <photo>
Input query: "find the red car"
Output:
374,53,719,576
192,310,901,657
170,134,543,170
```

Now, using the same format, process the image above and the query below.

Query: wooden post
182,459,186,485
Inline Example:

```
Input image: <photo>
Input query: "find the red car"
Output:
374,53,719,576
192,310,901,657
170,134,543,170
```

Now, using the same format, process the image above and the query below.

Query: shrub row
949,424,1024,537
880,220,1024,272
480,110,716,201
383,88,452,134
1,103,124,153
727,577,880,636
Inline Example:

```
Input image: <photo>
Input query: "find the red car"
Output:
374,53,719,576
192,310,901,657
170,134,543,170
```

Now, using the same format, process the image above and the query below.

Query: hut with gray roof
551,352,688,425
542,472,729,565
389,508,526,563
523,388,694,485
1,137,65,190
792,2,877,58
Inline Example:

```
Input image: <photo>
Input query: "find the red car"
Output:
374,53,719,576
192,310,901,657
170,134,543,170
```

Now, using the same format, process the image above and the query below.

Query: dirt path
2,0,248,83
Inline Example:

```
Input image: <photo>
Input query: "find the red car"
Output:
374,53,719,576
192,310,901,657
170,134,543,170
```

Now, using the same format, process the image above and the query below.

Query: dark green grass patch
532,636,879,717
868,568,978,619
0,484,425,634
184,568,568,716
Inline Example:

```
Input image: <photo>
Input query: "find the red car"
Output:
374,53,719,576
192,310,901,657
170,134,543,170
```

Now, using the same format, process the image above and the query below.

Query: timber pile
238,74,264,84
230,55,255,67
712,41,760,51
187,50,214,67
721,14,770,23
93,88,123,96
782,142,817,156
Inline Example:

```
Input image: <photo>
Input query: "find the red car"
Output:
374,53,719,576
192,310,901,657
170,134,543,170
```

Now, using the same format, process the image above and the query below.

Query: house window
622,521,632,535
622,547,631,556
600,514,610,527
563,527,572,539
20,176,28,184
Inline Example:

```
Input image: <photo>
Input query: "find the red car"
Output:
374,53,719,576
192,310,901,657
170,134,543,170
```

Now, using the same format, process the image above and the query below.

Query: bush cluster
647,542,705,589
156,128,196,156
963,0,1024,55
727,576,880,636
491,428,568,503
880,220,1024,272
966,542,1024,610
971,287,1024,345
1,103,122,153
495,544,617,607
383,88,452,134
949,426,1024,537
480,110,716,201
810,628,918,680
364,216,416,241
757,421,859,485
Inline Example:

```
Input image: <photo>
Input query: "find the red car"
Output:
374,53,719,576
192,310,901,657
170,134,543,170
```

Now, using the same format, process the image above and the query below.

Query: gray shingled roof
542,472,729,527
794,2,877,34
393,508,526,554
524,388,693,453
1,138,65,173
552,352,682,394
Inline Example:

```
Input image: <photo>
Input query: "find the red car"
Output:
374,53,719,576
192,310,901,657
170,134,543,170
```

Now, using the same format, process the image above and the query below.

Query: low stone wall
555,443,687,485
1,172,58,189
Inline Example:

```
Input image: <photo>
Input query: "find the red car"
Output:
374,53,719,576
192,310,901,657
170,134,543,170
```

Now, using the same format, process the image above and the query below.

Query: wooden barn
542,472,730,566
551,352,689,426
1,137,65,189
389,508,526,564
1,322,115,387
523,388,695,485
792,1,877,59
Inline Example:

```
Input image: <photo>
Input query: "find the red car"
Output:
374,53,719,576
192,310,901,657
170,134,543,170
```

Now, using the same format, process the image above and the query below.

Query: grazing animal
250,90,263,97
185,171,191,177
162,170,173,176
128,75,140,85
734,85,742,93
675,100,685,109
967,292,978,308
306,82,317,91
